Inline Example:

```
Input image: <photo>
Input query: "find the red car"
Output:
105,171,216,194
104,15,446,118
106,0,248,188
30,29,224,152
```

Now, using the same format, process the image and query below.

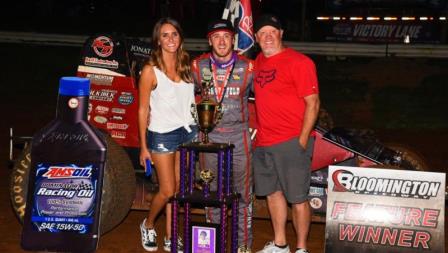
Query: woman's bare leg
144,152,176,229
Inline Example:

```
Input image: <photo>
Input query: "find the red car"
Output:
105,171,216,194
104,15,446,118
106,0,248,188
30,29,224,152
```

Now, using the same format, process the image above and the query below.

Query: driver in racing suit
191,19,254,252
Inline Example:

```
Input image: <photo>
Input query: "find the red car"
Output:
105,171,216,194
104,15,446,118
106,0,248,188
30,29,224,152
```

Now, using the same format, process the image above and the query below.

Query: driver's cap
207,19,235,37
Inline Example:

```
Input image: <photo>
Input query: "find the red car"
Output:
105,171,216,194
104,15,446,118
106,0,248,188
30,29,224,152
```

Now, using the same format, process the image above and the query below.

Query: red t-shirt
254,48,319,146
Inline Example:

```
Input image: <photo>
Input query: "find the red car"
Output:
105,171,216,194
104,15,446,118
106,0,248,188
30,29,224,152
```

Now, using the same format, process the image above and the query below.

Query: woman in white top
138,17,197,252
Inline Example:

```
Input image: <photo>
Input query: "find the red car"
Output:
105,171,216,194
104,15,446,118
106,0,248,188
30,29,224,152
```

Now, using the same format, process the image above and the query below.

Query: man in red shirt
253,14,320,253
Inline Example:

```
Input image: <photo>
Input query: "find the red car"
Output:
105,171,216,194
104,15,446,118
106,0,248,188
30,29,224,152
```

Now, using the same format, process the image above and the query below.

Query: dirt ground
0,43,447,252
1,116,447,253
1,130,447,253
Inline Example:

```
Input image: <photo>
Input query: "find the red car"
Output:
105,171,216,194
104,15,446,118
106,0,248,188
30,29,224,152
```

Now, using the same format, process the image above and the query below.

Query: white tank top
148,67,196,133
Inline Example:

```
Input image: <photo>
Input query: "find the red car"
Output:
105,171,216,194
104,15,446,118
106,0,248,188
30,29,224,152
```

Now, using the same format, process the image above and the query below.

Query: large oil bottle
21,77,107,252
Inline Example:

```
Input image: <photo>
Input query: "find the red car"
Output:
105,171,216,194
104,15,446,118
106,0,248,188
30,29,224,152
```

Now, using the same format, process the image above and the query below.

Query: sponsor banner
326,0,446,9
127,38,151,61
325,166,445,253
126,38,151,82
316,22,441,43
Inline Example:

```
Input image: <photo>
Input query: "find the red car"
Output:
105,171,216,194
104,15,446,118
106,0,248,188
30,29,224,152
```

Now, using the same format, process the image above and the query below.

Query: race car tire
385,142,429,171
9,135,136,234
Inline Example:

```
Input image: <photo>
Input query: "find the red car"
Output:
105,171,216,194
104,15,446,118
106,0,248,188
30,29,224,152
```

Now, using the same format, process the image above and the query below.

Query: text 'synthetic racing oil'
21,77,107,253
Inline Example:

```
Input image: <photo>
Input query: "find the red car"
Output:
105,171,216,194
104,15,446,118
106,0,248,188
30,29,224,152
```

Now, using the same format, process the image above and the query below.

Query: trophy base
183,142,235,152
175,190,239,206
194,141,216,146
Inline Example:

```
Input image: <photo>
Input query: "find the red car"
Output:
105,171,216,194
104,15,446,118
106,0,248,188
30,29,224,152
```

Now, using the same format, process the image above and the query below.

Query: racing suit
192,52,254,248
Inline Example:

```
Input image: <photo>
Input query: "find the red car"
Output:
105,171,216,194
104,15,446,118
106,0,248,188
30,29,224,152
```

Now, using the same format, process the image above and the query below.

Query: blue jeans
147,125,198,153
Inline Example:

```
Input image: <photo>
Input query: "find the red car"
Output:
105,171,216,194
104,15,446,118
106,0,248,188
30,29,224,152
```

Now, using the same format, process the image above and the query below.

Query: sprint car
9,34,428,233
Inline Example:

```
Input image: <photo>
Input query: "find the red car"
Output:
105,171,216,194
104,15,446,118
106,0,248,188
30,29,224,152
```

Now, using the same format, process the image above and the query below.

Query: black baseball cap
254,14,282,33
207,19,235,37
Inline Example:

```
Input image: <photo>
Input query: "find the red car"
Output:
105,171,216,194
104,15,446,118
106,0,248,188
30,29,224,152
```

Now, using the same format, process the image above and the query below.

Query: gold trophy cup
191,79,223,143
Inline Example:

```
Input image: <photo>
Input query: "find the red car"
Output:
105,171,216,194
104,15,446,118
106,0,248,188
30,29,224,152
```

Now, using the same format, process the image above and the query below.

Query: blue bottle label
30,163,99,234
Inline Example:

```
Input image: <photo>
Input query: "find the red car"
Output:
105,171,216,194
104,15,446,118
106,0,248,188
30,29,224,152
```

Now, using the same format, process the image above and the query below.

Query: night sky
0,0,446,40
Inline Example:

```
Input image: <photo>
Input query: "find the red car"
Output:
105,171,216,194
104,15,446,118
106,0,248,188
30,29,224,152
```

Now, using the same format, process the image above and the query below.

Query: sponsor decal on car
309,186,325,197
112,115,123,121
84,57,119,69
310,197,323,209
94,105,109,115
110,130,126,139
118,92,134,105
94,116,107,124
90,89,117,102
311,175,325,183
86,73,114,86
92,36,114,57
107,123,129,130
111,108,126,114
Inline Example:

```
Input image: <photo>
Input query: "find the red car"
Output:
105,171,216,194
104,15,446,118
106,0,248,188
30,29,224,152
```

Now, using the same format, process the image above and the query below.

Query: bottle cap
59,77,90,96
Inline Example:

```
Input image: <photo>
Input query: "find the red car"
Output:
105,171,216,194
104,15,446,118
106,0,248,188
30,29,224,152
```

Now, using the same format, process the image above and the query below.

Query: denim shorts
147,125,198,153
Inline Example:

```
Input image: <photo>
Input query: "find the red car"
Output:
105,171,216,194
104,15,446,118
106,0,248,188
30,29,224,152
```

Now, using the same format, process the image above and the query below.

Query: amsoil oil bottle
21,77,107,252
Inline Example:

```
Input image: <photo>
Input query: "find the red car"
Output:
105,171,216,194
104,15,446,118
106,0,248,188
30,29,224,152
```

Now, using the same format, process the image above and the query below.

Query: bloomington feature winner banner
326,165,445,253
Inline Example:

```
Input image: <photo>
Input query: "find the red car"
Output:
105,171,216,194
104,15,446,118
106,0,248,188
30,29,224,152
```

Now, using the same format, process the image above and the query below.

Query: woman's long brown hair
149,17,193,83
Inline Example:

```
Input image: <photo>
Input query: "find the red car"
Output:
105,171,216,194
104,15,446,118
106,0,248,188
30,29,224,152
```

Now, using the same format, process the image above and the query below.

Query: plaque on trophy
191,222,220,253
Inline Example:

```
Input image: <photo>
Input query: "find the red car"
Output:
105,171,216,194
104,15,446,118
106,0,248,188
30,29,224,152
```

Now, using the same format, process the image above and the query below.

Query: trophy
191,74,223,143
199,169,214,198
